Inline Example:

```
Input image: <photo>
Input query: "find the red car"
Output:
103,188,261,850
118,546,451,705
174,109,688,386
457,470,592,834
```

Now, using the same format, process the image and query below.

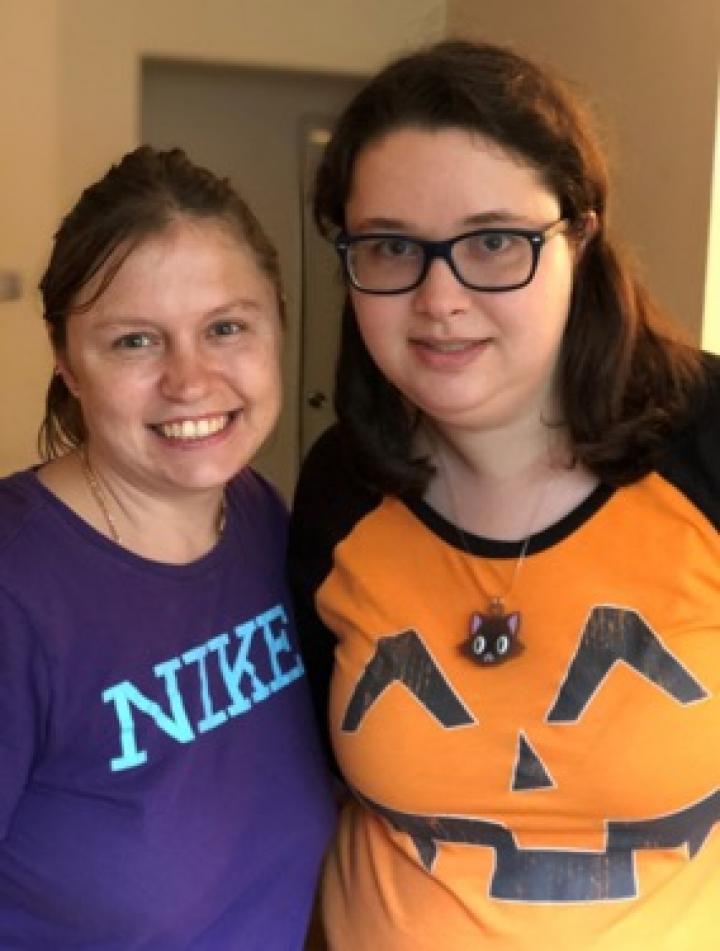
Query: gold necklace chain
79,445,121,544
78,446,227,548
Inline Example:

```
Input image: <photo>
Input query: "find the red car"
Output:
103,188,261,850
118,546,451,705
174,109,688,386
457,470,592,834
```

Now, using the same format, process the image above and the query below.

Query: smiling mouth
413,339,486,353
152,412,237,441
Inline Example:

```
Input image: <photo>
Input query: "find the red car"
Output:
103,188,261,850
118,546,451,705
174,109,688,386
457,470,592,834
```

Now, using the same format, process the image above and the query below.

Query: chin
160,460,245,493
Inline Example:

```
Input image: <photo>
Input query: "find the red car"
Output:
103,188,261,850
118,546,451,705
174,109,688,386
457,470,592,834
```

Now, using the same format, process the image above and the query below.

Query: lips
413,339,480,353
152,412,236,441
409,336,490,369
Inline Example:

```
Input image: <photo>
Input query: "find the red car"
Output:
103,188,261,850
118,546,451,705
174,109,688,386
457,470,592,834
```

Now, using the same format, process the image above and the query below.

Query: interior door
141,60,361,499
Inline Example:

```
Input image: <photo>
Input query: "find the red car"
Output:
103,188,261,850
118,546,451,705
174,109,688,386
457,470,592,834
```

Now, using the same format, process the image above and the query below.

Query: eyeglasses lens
346,232,534,292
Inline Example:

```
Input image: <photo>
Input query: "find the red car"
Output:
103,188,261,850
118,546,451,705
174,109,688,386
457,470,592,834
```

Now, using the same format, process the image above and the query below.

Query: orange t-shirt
290,378,720,950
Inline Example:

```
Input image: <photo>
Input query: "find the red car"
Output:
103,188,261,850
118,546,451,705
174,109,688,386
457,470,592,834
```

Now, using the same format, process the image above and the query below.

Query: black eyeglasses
334,218,570,294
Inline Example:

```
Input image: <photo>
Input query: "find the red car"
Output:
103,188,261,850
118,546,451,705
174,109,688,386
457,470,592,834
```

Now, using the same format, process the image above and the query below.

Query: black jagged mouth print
356,787,720,902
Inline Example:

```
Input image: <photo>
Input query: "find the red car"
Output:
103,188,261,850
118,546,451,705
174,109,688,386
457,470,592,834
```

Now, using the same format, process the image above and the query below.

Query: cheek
237,342,283,404
352,295,404,364
72,361,157,428
497,266,573,350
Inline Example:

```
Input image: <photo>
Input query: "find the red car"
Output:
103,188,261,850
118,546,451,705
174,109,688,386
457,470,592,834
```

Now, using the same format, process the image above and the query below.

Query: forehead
77,217,276,314
346,127,558,230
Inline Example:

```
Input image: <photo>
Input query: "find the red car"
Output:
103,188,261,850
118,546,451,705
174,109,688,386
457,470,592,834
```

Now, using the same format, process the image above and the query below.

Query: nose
412,256,472,321
159,344,215,402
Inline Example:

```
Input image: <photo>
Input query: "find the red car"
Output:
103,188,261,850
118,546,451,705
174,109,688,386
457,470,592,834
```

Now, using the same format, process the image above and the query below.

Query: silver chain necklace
436,451,554,667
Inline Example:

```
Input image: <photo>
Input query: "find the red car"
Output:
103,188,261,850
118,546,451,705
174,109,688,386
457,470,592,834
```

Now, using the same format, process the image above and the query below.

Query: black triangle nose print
341,630,475,731
512,732,555,791
547,606,708,722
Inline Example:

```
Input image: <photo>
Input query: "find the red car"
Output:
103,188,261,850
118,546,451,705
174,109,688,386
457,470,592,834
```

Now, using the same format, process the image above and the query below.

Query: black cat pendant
463,597,524,666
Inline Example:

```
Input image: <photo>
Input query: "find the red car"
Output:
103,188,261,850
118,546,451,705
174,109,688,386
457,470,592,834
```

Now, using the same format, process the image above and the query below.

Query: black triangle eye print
547,605,707,722
341,629,475,731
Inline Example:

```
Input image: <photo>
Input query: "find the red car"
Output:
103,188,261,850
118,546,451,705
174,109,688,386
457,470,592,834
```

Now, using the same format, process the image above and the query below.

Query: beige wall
1,1,62,473
703,76,720,353
447,0,720,348
2,0,718,476
1,0,445,475
56,0,445,211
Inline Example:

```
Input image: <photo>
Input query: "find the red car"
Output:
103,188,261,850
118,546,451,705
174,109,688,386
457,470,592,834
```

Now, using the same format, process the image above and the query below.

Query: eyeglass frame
334,217,572,295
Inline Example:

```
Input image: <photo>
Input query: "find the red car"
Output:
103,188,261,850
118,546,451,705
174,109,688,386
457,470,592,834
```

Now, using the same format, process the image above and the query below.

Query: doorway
141,59,362,499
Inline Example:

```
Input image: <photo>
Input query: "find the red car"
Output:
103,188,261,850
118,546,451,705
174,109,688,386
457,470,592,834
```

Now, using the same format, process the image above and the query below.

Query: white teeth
158,414,229,441
426,340,472,352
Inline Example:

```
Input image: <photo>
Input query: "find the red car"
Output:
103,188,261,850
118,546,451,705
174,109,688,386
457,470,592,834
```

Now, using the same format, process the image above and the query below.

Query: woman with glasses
289,40,720,949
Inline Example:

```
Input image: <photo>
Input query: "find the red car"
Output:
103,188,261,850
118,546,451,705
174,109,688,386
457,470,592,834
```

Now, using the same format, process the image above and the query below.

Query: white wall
447,0,720,349
2,0,718,476
56,0,445,220
702,74,720,354
1,0,445,475
0,1,62,472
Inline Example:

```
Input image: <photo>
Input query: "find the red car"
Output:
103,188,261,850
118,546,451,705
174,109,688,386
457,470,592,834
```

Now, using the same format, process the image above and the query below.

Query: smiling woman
51,217,282,535
0,147,334,948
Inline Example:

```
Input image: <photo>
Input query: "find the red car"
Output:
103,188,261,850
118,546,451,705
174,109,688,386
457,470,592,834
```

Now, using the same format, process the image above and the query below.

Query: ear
54,351,80,398
507,612,521,636
576,211,599,251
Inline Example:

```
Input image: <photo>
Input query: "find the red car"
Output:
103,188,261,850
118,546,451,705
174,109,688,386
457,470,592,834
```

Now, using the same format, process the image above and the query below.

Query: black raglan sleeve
288,424,381,766
658,354,720,532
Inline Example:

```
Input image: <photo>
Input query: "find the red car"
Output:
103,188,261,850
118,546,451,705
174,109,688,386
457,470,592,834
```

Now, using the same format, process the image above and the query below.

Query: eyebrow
207,297,264,316
93,297,265,329
349,210,539,232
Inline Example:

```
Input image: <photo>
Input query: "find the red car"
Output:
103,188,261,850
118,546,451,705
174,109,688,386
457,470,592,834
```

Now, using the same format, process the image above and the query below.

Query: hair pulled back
39,146,284,459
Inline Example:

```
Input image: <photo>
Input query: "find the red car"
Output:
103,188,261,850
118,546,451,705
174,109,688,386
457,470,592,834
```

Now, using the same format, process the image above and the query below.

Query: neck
40,447,227,564
422,419,597,542
423,410,570,481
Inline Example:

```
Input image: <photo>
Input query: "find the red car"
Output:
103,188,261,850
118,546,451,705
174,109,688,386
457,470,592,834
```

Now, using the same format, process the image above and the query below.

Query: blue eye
210,320,246,338
482,233,510,252
369,238,420,259
114,332,154,350
213,321,239,335
465,232,519,256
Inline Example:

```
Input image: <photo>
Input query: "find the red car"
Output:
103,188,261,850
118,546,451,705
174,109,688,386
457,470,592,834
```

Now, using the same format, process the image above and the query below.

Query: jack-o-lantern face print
340,605,715,903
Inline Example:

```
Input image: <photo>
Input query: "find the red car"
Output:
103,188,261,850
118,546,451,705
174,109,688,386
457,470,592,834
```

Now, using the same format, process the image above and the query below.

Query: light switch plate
0,271,23,302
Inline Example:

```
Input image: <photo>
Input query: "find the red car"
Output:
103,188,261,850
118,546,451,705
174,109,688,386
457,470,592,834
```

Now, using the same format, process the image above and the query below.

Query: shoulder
656,352,720,530
0,469,47,557
0,471,51,653
289,424,384,588
226,467,288,525
291,424,383,543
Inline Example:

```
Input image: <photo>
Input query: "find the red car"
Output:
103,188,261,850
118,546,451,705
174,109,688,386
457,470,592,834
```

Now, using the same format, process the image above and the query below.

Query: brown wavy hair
313,40,703,493
39,146,285,459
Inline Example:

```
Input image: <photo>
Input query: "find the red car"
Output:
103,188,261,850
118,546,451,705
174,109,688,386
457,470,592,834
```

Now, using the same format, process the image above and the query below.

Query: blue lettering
218,619,271,716
256,604,304,692
182,635,229,734
102,657,195,772
102,602,304,772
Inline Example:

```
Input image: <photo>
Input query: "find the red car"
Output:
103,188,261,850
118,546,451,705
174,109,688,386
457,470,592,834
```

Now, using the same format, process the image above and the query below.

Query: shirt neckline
402,481,615,559
26,466,237,579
